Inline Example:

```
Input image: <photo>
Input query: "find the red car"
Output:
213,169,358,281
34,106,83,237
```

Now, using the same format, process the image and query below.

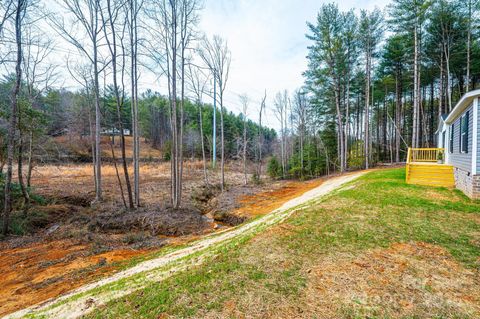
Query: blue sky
35,0,392,130
197,0,392,128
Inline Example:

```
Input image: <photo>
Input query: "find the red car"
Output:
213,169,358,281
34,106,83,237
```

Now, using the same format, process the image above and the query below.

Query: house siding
449,104,473,172
477,98,480,173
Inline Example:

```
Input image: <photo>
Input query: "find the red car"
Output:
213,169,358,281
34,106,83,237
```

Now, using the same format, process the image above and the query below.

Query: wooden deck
406,148,455,188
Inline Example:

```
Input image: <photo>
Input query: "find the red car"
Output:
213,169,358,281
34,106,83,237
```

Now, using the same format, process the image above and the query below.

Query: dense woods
268,0,480,179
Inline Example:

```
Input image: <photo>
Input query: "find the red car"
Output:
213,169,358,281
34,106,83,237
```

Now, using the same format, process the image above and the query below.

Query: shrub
162,140,172,161
251,172,262,185
267,156,282,179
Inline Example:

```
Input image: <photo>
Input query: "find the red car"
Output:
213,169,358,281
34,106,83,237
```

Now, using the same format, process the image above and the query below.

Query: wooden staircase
405,148,455,188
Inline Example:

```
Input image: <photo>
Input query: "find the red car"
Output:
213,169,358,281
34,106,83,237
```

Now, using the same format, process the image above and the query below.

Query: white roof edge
445,89,480,124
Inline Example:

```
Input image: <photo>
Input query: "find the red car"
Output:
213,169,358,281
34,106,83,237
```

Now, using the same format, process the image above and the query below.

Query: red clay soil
0,177,326,317
0,240,148,317
234,178,325,218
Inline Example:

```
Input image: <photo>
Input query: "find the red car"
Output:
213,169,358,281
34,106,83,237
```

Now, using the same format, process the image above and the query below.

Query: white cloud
25,0,391,131
198,0,392,129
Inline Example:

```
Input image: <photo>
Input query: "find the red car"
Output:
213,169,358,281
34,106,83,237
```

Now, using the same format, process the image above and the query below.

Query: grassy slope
88,169,480,319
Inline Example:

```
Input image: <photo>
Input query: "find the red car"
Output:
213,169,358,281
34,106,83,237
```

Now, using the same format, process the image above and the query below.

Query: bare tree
239,94,249,185
101,0,134,209
0,0,15,60
274,90,288,178
144,0,179,207
256,90,266,180
3,0,26,236
126,0,143,207
66,62,99,192
50,0,106,202
21,23,58,199
293,90,307,177
177,0,201,202
145,0,201,208
187,62,209,185
198,35,231,191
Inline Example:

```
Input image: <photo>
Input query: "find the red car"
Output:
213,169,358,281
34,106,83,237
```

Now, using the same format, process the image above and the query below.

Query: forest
0,0,281,238
283,0,480,177
1,0,480,317
0,0,478,232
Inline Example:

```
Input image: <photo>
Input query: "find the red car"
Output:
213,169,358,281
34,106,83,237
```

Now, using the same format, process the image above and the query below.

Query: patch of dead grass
203,242,480,319
296,242,480,319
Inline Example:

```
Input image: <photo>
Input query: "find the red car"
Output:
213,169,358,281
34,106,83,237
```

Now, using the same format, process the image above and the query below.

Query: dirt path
4,171,366,319
0,174,324,317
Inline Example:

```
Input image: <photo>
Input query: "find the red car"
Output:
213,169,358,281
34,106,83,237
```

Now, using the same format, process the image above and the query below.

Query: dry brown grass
199,238,480,319
29,160,229,207
54,135,163,159
299,242,480,318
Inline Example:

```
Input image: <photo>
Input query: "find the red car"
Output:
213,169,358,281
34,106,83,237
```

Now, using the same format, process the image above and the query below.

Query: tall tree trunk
93,41,102,202
279,106,285,178
344,69,350,170
284,92,289,173
412,22,420,148
171,5,179,208
334,83,345,172
444,43,452,112
198,102,208,185
220,93,225,190
364,49,371,169
395,70,401,162
105,0,134,209
17,128,29,206
88,107,97,194
256,93,265,179
300,128,304,177
243,115,247,185
26,131,33,188
383,86,388,159
439,48,444,116
179,40,185,207
430,81,434,145
466,0,472,92
130,0,140,207
110,135,127,209
3,0,23,236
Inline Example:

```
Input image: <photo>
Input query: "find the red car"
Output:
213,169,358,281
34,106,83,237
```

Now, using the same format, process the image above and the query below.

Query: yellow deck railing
405,148,454,187
407,148,445,164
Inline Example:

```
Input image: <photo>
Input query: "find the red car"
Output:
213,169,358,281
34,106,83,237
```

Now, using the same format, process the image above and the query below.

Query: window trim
449,124,454,153
460,111,469,154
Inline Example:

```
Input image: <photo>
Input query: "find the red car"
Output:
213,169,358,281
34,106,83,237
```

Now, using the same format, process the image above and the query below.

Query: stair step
406,163,455,188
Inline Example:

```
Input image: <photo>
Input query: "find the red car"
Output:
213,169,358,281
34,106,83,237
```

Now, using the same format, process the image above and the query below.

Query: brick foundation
473,174,480,200
453,167,480,199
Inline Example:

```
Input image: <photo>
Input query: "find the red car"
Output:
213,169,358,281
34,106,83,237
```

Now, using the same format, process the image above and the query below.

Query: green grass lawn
87,168,480,319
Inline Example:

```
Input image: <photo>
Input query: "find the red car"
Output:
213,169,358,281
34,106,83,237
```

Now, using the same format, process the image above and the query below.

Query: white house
437,90,480,199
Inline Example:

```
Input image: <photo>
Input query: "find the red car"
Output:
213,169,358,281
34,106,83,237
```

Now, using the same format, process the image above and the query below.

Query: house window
460,111,469,153
449,124,454,153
